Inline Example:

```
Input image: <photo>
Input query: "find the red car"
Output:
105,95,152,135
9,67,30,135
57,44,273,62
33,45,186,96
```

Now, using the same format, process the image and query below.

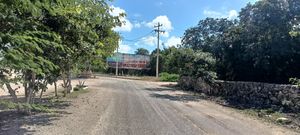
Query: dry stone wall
179,76,300,113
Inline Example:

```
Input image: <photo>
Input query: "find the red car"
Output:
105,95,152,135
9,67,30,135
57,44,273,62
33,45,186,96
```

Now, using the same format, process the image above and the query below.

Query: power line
121,31,154,42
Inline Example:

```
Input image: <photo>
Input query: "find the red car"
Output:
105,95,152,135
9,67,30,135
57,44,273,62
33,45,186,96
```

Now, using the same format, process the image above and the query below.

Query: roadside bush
179,49,217,84
159,72,179,82
290,78,300,87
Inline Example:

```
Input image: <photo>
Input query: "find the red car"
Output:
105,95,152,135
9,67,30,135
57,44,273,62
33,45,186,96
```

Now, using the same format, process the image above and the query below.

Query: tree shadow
0,111,60,135
149,93,207,102
38,97,72,110
145,84,256,109
0,98,72,135
145,84,207,103
144,83,180,92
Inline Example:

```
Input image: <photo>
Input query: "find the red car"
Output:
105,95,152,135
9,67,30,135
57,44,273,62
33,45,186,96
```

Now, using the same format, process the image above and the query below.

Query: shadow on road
149,93,206,102
145,84,207,103
0,98,72,135
144,83,179,92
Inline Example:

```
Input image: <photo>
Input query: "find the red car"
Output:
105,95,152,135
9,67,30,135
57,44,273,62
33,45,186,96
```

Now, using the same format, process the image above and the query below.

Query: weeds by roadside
65,89,89,99
159,73,179,82
0,87,90,114
239,109,300,131
0,100,52,113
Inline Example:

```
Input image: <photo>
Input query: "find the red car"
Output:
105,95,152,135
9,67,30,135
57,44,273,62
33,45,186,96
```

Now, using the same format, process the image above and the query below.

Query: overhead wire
121,30,155,42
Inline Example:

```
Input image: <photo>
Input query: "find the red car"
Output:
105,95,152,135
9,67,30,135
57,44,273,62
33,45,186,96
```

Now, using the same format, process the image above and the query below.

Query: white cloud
146,16,173,38
203,10,224,18
134,23,142,28
228,10,238,20
110,5,124,16
203,9,238,20
140,36,157,46
165,36,181,47
110,5,133,32
118,41,132,53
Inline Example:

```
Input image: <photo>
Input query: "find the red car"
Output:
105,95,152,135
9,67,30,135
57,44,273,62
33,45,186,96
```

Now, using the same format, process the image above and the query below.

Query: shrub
290,78,300,87
179,49,217,83
159,72,179,82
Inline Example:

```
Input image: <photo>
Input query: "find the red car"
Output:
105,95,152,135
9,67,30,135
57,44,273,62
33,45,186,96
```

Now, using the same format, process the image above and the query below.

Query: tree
0,0,121,114
181,0,300,83
173,49,216,83
0,0,66,106
41,0,121,95
181,18,235,53
148,47,216,83
135,48,149,55
236,0,300,83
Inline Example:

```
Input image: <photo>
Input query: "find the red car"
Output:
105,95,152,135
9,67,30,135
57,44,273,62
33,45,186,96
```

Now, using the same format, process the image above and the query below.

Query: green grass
0,100,17,109
66,89,89,99
159,72,179,82
0,100,52,113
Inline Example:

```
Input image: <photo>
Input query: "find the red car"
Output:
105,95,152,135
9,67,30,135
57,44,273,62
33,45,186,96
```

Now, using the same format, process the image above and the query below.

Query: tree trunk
26,72,36,104
24,82,28,98
5,83,18,102
63,78,67,97
32,92,36,104
54,81,58,97
26,86,33,104
66,64,72,94
39,89,44,100
25,73,36,115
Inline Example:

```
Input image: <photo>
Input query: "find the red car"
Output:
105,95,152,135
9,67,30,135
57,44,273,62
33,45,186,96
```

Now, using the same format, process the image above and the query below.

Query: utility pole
115,47,119,76
154,22,164,78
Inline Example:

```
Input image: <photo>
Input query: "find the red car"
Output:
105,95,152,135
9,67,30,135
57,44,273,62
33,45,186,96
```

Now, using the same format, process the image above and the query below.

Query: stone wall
179,76,300,113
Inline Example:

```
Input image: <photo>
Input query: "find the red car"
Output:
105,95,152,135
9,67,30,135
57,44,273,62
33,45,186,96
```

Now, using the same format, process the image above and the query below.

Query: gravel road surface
1,77,298,135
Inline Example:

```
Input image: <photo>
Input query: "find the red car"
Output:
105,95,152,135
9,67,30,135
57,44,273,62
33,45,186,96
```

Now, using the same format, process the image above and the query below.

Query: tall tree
0,0,68,110
42,0,121,95
0,0,121,112
181,0,300,83
237,0,300,83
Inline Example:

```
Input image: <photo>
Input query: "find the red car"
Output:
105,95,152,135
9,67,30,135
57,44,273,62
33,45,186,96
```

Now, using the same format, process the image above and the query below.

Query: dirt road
1,77,298,135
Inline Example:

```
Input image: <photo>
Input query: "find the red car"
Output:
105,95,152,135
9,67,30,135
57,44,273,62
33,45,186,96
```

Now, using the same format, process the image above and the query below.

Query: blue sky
109,0,257,54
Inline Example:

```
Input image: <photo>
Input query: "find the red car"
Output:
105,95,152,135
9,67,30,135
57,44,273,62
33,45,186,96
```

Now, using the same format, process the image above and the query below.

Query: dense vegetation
0,0,121,113
147,47,216,83
181,0,300,83
145,0,300,84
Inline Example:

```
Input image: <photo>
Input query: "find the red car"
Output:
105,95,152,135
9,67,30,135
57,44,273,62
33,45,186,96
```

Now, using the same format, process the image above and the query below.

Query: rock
265,115,272,118
276,117,292,124
179,76,300,113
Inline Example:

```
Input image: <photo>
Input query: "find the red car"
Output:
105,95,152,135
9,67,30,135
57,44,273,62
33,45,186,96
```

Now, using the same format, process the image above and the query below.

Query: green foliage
159,72,179,82
181,0,300,83
0,0,121,104
66,89,89,99
0,100,52,113
179,49,217,83
149,47,216,83
0,100,17,109
73,87,81,91
289,78,300,87
135,48,150,55
148,47,185,75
